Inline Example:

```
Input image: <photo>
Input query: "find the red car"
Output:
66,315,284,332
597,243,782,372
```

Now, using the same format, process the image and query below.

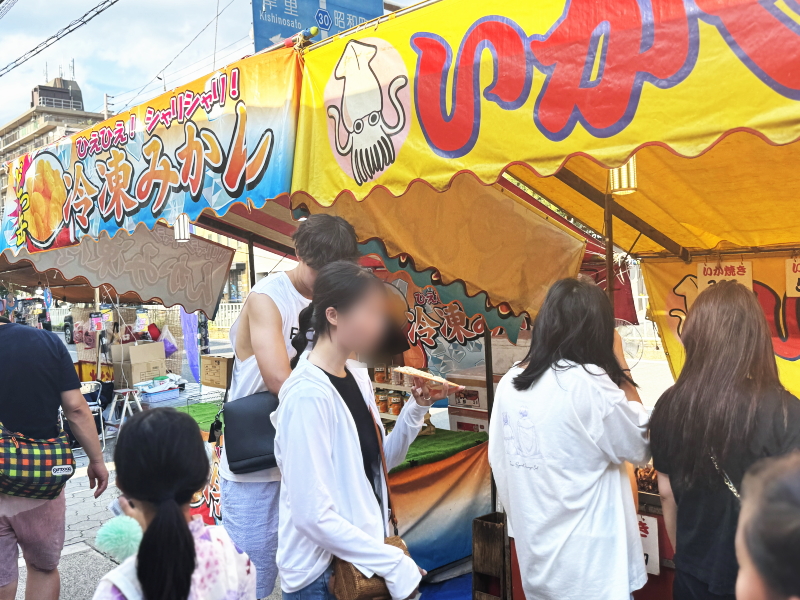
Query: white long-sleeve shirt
273,353,427,599
488,362,651,600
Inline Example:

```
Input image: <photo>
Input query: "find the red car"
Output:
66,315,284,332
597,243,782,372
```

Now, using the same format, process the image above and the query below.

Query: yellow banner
292,0,800,204
642,256,800,397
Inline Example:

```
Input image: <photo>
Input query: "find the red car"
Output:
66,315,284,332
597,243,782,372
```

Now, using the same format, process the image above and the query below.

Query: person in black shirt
283,261,461,600
0,321,109,600
650,281,800,600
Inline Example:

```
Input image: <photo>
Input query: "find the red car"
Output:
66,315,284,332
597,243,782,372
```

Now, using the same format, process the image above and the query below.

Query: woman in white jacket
273,261,456,600
488,278,651,600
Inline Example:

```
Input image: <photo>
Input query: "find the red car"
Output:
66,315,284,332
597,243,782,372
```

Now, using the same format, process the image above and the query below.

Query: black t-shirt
324,368,382,506
652,388,800,595
0,323,81,439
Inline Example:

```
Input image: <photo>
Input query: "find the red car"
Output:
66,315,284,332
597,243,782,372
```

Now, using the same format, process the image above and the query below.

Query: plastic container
389,393,403,415
376,391,389,413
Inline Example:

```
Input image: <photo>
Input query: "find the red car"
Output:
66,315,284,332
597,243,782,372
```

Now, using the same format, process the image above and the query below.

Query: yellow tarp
642,256,800,397
295,173,586,317
293,0,800,205
509,131,800,255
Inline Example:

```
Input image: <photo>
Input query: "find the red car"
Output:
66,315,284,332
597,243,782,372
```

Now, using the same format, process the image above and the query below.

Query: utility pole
103,93,109,119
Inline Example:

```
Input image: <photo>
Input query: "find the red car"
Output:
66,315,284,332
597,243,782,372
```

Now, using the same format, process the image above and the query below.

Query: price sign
638,514,660,576
697,261,753,292
786,259,800,298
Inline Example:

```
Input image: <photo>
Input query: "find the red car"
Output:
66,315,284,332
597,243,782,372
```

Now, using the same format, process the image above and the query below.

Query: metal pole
605,194,615,313
247,235,256,289
94,287,102,381
484,326,496,509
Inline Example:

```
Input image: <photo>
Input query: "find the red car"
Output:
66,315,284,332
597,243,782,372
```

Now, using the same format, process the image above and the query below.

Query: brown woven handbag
332,420,412,600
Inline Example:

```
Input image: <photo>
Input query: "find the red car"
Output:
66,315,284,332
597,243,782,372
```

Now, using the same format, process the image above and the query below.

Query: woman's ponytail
113,409,210,600
137,498,196,600
290,303,315,369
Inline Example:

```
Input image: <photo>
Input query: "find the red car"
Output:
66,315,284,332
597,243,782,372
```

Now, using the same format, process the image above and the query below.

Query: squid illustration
327,40,408,186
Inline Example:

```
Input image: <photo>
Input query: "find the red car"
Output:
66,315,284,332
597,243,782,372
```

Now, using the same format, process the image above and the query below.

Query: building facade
0,78,104,195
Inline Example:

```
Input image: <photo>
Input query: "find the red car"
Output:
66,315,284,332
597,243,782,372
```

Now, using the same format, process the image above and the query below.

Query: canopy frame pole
484,326,496,510
95,287,102,382
555,169,691,264
247,234,256,289
605,193,615,311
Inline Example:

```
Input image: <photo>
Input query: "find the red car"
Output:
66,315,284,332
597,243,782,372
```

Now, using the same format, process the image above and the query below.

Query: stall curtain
298,172,586,318
391,442,491,572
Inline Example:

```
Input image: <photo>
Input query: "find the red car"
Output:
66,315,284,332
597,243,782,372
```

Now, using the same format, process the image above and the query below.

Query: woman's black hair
114,408,209,600
742,452,800,598
513,278,632,391
290,260,382,369
649,280,783,489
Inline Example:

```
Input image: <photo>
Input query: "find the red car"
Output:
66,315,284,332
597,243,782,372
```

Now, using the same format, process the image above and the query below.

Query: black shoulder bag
208,391,280,474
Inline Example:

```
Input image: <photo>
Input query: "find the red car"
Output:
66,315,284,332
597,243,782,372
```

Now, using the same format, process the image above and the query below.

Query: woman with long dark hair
93,409,256,600
650,280,800,600
275,261,457,600
488,277,650,600
736,452,800,600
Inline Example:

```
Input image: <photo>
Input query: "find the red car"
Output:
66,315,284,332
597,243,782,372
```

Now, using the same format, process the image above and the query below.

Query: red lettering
695,0,800,96
530,0,690,140
411,18,532,157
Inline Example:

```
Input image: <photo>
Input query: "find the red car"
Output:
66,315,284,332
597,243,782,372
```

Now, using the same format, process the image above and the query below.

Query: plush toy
95,516,143,562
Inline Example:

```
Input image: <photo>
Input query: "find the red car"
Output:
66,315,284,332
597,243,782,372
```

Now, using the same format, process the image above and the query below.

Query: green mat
176,403,221,431
176,403,487,471
390,429,488,474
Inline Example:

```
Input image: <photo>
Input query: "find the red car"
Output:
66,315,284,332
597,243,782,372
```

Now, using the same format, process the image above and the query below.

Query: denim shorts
282,564,335,600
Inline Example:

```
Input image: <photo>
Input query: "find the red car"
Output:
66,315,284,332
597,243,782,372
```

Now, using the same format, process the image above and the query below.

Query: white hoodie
273,353,427,599
488,362,651,600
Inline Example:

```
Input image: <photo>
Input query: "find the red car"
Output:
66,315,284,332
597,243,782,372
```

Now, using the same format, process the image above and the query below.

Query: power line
102,34,248,104
93,37,251,113
0,0,20,21
120,0,238,111
0,0,124,79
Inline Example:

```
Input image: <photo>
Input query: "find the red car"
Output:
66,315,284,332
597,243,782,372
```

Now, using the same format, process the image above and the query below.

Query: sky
0,0,414,125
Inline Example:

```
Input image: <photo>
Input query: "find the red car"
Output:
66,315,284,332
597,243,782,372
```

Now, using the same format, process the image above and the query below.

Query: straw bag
332,420,411,600
0,421,75,500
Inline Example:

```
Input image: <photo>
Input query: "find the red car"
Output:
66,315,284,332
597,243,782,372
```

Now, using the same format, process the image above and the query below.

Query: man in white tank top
220,214,360,599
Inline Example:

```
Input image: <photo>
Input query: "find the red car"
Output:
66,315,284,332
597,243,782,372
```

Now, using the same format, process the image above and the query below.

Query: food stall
288,0,800,596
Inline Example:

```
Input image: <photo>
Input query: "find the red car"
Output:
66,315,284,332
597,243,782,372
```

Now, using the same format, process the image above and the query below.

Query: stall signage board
638,514,660,576
252,0,383,51
697,261,753,292
785,259,800,298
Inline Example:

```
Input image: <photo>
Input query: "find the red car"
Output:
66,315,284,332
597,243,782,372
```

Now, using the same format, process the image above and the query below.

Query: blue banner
252,0,383,51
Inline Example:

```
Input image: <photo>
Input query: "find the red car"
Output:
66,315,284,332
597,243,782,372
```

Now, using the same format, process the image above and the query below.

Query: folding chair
59,381,107,452
81,381,106,450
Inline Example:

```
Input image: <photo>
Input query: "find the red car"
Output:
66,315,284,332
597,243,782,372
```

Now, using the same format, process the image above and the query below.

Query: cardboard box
111,342,166,389
110,340,161,363
448,406,488,433
201,355,234,389
447,366,501,411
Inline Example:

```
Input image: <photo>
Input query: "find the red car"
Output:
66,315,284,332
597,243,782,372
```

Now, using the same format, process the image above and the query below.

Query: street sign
315,8,332,30
252,0,383,51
